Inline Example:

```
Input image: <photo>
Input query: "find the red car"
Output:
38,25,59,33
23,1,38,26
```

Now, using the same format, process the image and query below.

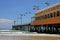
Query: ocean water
0,28,22,35
0,28,12,30
0,28,37,35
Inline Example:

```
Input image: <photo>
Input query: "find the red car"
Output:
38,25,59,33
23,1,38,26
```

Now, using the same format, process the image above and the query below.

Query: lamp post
25,12,32,22
20,14,23,24
45,1,50,6
20,13,26,24
33,5,40,11
19,12,32,24
14,20,16,25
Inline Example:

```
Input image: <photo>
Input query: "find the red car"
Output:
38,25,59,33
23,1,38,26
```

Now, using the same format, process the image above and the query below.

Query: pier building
12,3,60,34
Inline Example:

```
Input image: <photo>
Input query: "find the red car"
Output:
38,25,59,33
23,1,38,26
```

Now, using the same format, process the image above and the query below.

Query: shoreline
0,33,60,37
0,34,60,40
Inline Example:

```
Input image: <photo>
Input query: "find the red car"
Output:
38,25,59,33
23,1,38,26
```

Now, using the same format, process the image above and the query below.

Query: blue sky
0,0,60,29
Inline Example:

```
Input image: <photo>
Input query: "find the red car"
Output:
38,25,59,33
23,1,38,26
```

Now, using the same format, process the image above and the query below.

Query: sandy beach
0,30,60,40
0,34,60,40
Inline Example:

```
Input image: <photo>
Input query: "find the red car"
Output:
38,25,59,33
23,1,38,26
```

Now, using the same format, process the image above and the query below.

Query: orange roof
31,17,60,25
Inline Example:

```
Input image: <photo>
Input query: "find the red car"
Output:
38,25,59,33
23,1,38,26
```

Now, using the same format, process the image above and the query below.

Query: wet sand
0,34,60,40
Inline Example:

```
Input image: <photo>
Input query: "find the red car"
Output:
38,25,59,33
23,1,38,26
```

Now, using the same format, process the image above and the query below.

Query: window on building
41,16,44,19
50,13,53,18
43,15,45,19
45,15,47,19
48,14,50,18
53,12,56,17
36,15,46,20
40,16,42,20
57,11,60,16
35,17,39,20
35,16,41,20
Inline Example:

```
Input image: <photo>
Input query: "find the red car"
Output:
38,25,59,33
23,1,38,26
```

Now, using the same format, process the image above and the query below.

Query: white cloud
0,18,13,29
0,18,13,23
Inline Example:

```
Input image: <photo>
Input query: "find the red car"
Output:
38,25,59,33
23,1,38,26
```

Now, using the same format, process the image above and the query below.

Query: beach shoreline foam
0,30,60,40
